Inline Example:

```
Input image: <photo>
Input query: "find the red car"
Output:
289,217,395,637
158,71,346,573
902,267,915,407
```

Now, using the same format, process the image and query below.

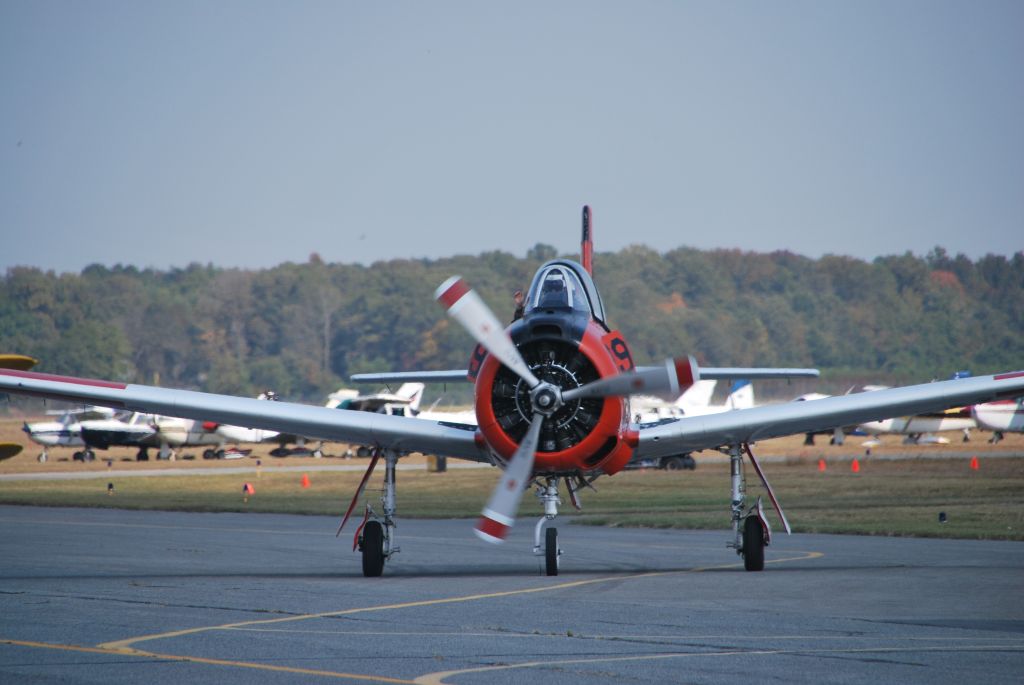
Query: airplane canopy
525,260,606,325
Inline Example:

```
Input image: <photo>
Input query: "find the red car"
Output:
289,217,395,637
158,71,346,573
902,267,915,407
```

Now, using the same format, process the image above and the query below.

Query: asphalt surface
0,506,1021,684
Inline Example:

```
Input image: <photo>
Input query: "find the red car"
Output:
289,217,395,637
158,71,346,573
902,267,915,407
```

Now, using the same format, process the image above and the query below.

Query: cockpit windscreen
525,266,591,315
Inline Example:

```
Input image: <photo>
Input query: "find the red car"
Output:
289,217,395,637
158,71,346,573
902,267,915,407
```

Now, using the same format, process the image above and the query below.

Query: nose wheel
545,527,559,576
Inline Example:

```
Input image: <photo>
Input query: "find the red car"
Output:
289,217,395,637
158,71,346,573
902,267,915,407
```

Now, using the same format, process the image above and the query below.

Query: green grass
1,457,1022,540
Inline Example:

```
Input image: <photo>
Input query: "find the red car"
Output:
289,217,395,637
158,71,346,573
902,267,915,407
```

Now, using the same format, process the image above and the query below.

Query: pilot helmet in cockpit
538,273,570,308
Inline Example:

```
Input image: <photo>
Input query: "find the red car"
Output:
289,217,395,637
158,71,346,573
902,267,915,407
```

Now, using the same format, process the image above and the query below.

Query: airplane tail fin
675,380,717,410
581,205,594,276
726,380,754,410
396,383,426,413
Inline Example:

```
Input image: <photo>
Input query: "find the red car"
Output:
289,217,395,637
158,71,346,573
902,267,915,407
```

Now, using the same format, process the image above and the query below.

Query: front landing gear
533,477,562,576
544,527,559,576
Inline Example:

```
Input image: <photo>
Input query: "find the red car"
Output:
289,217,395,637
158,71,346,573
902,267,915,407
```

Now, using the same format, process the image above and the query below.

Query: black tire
743,516,765,572
361,521,385,577
664,456,684,470
545,527,559,576
203,448,215,460
682,454,697,470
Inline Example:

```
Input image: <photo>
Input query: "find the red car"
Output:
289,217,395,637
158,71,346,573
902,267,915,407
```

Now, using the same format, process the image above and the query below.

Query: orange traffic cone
851,458,861,473
243,482,255,502
818,458,827,472
970,456,979,471
301,473,311,489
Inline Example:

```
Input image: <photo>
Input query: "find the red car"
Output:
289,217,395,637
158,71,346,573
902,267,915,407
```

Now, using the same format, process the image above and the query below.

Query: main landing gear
724,443,790,572
348,448,400,578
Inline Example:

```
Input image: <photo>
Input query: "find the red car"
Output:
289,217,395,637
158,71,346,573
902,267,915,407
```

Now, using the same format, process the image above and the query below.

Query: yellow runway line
99,551,823,652
1,638,414,683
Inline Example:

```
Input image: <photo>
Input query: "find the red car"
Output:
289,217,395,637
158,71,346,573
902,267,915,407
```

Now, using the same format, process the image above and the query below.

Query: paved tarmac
0,505,1021,684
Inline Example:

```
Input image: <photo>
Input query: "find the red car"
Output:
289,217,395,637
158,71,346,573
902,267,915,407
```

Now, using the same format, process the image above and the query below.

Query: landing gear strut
533,477,562,576
354,449,400,577
725,443,789,572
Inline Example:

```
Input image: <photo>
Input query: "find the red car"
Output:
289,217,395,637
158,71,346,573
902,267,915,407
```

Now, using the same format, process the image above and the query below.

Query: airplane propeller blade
474,412,544,544
562,356,699,402
436,276,540,388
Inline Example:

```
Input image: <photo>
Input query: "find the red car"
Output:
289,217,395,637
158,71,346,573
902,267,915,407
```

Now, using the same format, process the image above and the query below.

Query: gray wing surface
350,370,470,384
633,366,821,380
0,370,486,462
636,371,1024,458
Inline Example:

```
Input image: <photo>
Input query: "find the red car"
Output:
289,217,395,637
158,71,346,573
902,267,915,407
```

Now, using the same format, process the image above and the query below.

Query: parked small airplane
23,406,119,461
78,411,162,460
972,397,1024,443
210,384,427,457
858,406,976,445
628,380,757,469
2,206,1023,578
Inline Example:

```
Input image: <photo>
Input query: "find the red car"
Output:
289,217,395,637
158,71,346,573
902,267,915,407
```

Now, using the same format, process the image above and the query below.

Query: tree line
2,245,1021,404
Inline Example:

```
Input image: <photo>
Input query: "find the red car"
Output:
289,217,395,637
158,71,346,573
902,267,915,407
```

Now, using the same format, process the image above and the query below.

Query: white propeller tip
436,276,470,310
475,510,514,544
474,527,506,544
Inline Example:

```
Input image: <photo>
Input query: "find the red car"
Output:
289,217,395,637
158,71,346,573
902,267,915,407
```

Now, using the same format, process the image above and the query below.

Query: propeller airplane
2,207,1023,577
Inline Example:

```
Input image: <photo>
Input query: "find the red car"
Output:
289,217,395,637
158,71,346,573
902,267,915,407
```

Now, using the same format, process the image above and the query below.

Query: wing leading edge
349,367,821,385
636,371,1024,458
0,369,485,461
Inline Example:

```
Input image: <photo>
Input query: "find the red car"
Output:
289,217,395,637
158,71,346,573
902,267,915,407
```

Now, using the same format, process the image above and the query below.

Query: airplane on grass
23,405,119,461
211,383,426,457
1,206,1023,578
627,380,756,470
973,398,1024,443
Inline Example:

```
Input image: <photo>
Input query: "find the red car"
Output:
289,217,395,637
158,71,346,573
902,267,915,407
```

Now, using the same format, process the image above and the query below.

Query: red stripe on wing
995,371,1024,381
0,369,127,390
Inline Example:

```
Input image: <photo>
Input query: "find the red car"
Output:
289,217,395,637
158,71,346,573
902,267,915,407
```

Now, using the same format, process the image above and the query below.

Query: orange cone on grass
301,473,311,489
970,456,979,471
851,458,860,473
818,458,826,472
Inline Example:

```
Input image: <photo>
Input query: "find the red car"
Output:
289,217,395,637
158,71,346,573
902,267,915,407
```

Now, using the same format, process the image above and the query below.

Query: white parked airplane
210,384,427,457
972,398,1024,443
23,406,118,461
2,206,1023,578
858,406,976,445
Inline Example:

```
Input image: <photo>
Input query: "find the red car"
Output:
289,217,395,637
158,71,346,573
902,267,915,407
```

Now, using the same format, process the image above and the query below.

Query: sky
1,1,1022,274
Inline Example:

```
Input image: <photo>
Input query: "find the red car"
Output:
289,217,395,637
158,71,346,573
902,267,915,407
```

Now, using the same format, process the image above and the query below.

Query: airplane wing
0,369,487,462
635,371,1024,458
350,367,820,385
645,366,820,380
351,370,470,384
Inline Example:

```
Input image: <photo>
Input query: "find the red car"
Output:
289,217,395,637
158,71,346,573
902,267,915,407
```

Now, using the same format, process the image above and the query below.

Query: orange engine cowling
474,322,635,475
